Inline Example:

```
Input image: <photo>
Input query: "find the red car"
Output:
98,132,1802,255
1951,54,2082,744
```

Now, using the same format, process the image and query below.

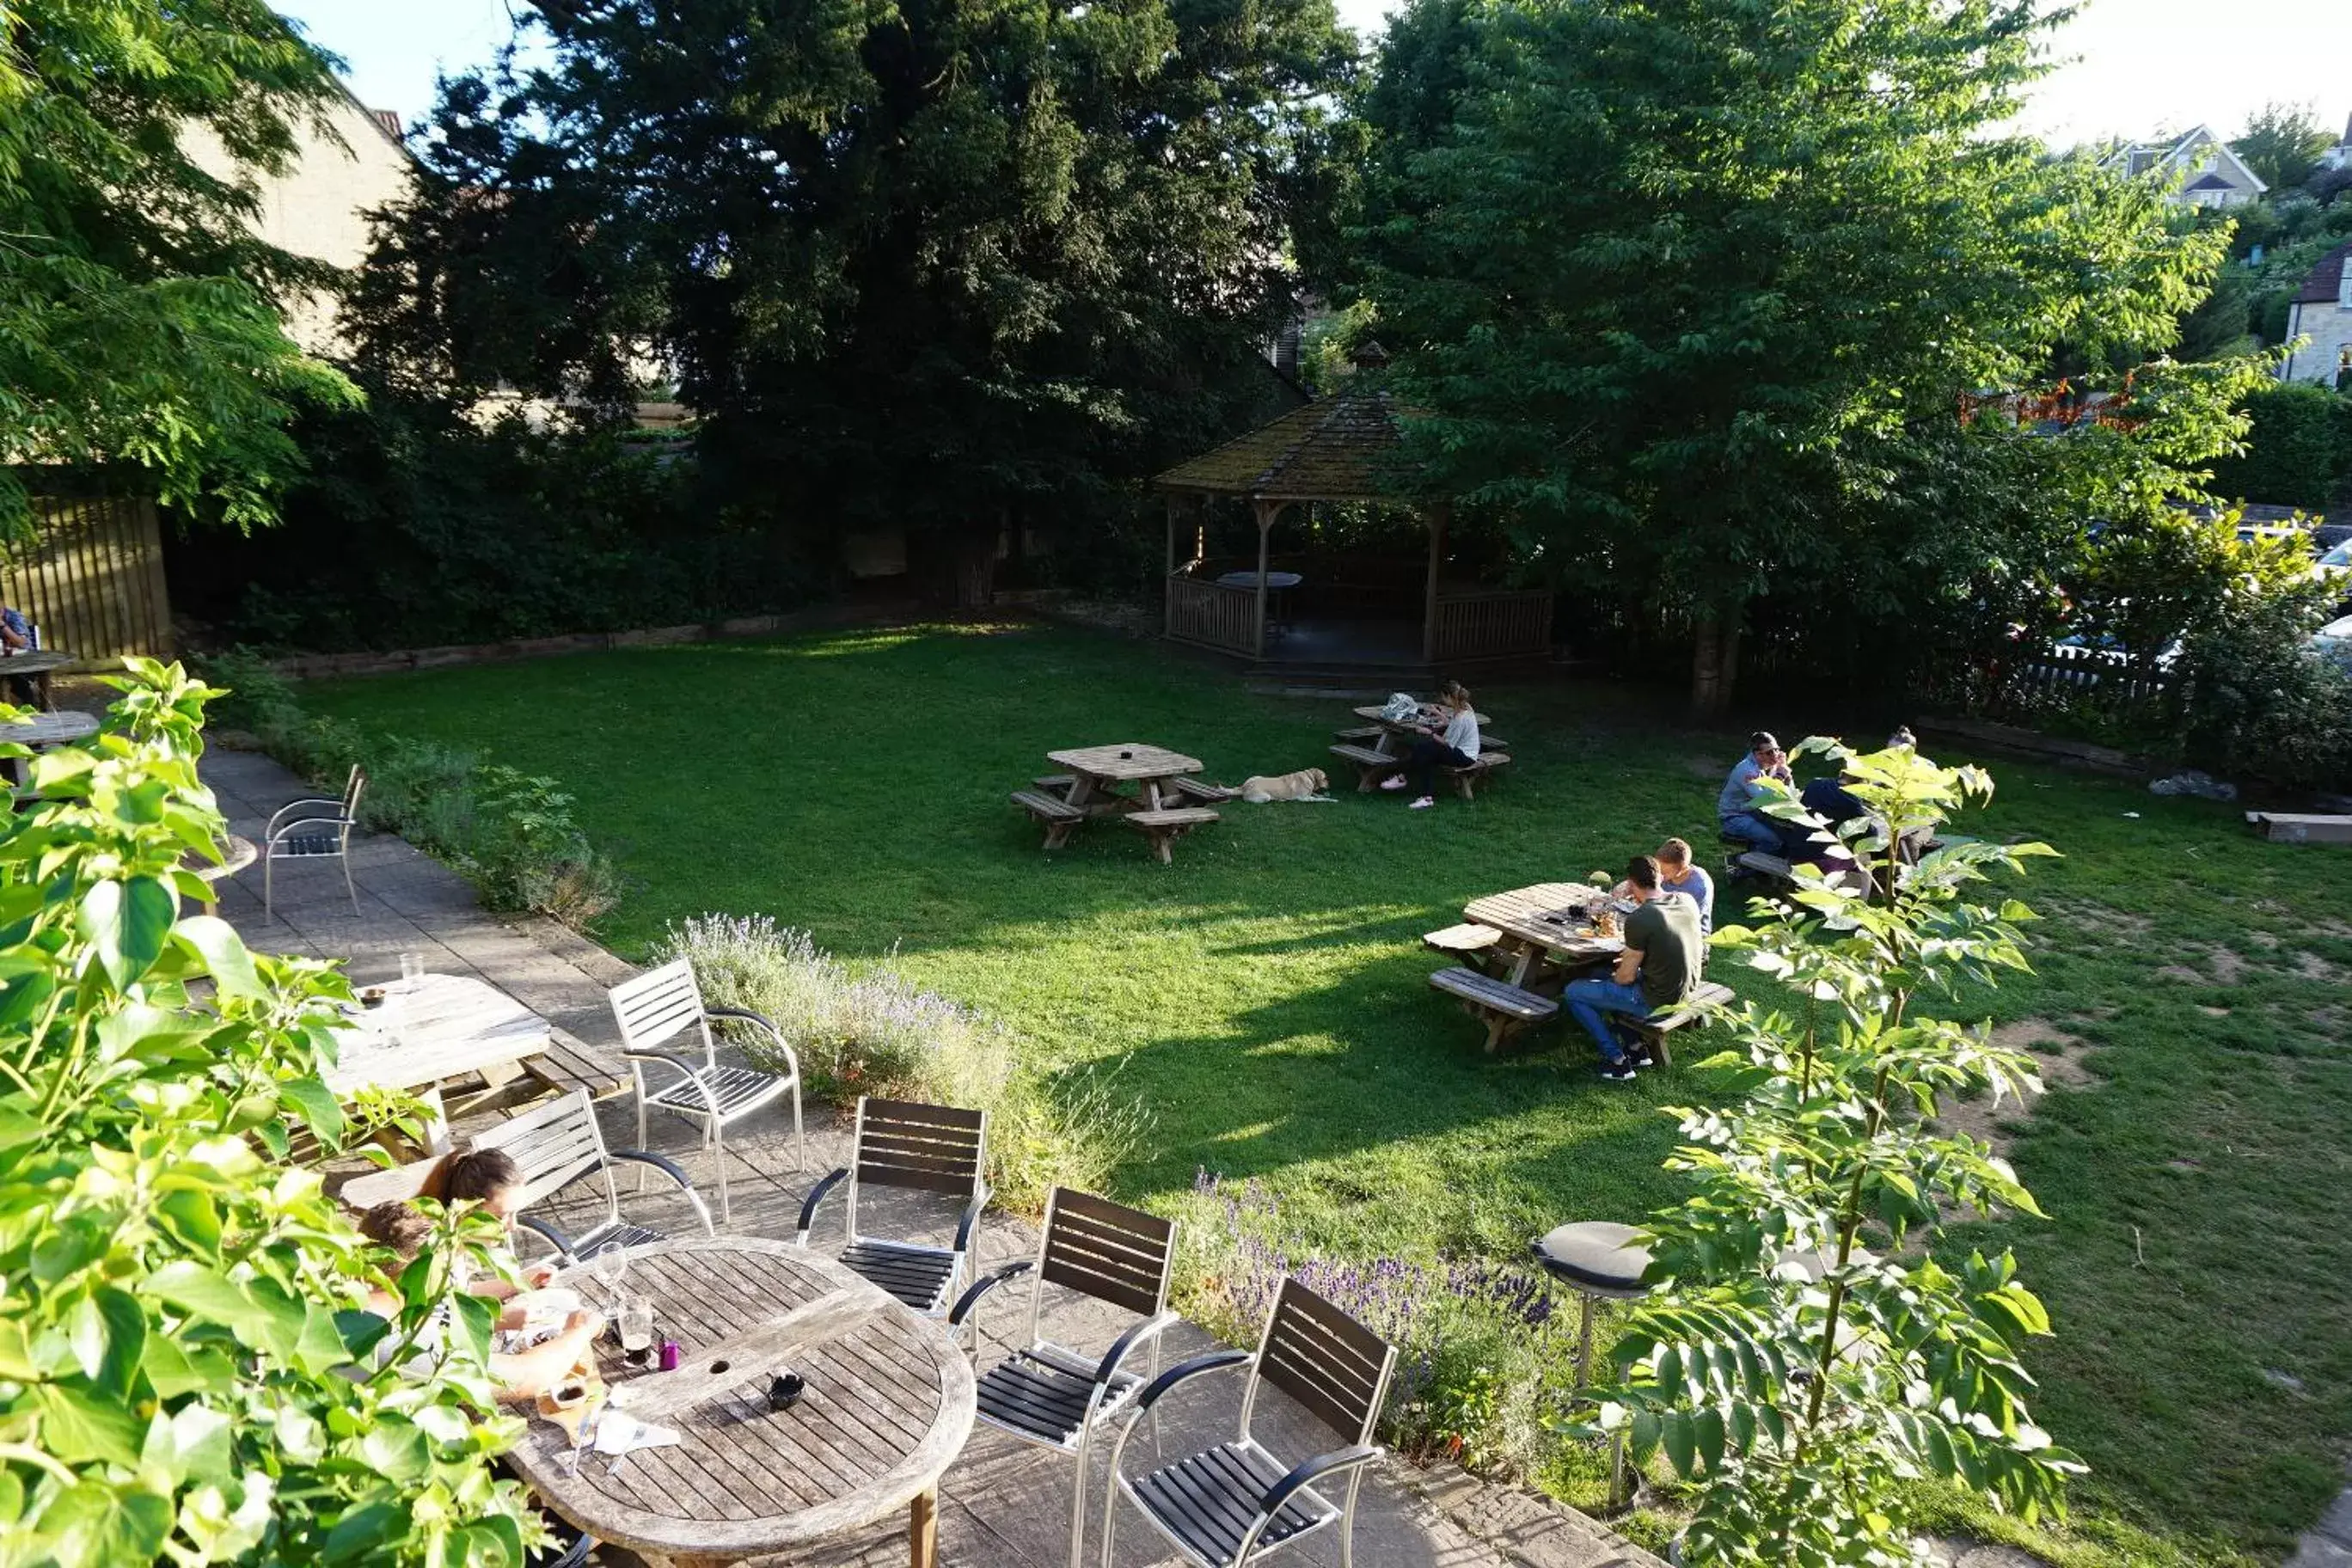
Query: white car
2318,537,2352,582
2315,614,2352,667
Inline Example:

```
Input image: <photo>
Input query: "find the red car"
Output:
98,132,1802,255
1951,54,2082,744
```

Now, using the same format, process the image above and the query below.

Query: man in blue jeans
1717,731,1794,851
1565,854,1706,1082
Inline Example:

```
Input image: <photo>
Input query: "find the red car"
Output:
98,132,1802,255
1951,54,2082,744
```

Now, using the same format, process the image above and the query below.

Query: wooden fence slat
3,496,174,663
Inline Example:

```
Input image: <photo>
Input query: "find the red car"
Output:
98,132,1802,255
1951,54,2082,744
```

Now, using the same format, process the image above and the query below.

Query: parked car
2314,613,2352,670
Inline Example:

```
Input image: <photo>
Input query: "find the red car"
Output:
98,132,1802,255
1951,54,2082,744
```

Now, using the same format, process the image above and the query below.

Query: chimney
372,108,402,141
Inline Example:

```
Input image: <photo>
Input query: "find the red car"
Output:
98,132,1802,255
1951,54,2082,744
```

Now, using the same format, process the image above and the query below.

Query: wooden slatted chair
467,1088,715,1264
796,1097,989,1316
1099,1277,1397,1568
947,1188,1179,1568
263,764,367,920
609,957,803,1223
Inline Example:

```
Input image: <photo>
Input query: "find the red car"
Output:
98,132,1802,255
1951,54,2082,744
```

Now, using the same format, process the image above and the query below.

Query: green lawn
303,621,2352,1565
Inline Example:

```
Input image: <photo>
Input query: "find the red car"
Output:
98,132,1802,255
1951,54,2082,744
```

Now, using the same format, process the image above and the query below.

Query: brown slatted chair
794,1097,988,1316
946,1188,1179,1568
1099,1277,1396,1568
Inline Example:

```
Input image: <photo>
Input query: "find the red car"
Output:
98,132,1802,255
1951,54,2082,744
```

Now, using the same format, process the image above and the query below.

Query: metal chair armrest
517,1216,577,1266
1257,1444,1381,1519
952,1184,991,1253
946,1259,1033,1330
624,1047,724,1120
796,1167,851,1244
266,796,346,836
1093,1309,1179,1387
1134,1348,1253,1412
704,1005,800,1083
605,1149,716,1235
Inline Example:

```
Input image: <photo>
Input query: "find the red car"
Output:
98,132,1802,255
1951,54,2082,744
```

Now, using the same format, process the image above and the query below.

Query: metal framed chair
1099,1277,1396,1568
468,1087,715,1264
608,957,804,1223
264,764,366,920
796,1097,987,1315
947,1187,1179,1568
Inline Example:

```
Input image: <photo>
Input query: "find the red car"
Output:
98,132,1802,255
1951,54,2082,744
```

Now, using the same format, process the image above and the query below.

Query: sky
281,0,2352,151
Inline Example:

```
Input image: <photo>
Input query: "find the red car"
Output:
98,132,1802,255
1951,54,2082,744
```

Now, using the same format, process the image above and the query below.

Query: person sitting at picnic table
0,603,37,707
356,1200,603,1401
1381,679,1479,811
1565,854,1706,1082
1611,836,1715,934
1717,731,1793,850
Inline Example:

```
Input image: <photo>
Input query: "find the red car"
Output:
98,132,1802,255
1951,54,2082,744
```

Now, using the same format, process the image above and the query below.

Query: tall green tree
1357,0,2233,712
352,0,1356,602
0,0,358,530
2232,101,2336,193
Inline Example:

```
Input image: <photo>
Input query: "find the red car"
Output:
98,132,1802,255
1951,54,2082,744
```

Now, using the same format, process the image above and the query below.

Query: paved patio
201,742,1663,1568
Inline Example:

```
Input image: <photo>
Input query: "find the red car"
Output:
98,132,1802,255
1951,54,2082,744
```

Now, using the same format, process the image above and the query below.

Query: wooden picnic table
1461,882,1622,989
516,1236,975,1568
1013,743,1222,862
0,649,75,711
1331,703,1509,796
324,973,551,1153
1,707,99,787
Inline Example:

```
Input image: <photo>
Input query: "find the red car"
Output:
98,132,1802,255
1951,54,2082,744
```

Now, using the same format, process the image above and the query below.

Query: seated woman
1381,680,1479,811
356,1199,601,1402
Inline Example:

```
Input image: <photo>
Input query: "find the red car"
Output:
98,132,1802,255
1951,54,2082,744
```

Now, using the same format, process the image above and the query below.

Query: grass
301,619,2352,1565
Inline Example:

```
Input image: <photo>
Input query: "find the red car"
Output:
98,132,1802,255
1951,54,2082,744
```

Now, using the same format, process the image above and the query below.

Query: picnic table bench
1430,965,1559,1051
518,1025,634,1102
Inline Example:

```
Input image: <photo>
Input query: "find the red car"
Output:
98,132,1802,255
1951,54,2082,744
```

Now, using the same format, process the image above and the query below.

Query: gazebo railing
1430,589,1553,660
1166,572,1259,656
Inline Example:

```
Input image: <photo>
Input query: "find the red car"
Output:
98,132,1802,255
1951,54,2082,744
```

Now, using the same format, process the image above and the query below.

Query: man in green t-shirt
1564,854,1706,1082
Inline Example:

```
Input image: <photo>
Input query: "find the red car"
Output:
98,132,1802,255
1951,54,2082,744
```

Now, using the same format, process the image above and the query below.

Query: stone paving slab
197,742,1664,1568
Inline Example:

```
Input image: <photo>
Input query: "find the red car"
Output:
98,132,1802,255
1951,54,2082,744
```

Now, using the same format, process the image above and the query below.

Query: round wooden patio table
515,1236,975,1568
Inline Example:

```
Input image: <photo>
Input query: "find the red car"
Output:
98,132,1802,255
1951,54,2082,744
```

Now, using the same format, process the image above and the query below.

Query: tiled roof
1154,389,1419,500
2294,240,2352,305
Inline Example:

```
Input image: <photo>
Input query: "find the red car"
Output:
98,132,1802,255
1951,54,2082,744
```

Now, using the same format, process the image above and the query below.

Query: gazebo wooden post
1251,498,1280,659
1165,493,1182,576
1421,500,1451,664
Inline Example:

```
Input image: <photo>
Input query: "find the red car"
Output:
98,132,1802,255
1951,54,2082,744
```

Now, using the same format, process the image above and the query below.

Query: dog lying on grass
1233,767,1333,803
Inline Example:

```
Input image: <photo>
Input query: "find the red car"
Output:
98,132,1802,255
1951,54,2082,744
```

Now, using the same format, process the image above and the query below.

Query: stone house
180,83,415,353
2281,240,2352,389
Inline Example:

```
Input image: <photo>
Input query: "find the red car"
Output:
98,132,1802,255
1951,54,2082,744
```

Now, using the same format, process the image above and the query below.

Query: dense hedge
166,394,821,652
2208,381,2352,512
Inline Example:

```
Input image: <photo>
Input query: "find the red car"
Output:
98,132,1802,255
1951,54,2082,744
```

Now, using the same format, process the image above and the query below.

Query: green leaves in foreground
0,660,541,1566
1585,741,2084,1567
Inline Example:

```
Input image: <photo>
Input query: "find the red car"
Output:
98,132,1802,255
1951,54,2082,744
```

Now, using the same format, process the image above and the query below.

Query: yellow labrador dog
1235,767,1332,804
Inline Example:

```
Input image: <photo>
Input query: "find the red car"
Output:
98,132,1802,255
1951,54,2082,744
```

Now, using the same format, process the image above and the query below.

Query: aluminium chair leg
263,856,274,924
714,1121,732,1225
342,854,358,916
1066,1430,1090,1568
793,1087,805,1172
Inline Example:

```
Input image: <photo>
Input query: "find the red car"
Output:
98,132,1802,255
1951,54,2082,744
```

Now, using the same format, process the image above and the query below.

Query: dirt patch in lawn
1930,1021,2094,1157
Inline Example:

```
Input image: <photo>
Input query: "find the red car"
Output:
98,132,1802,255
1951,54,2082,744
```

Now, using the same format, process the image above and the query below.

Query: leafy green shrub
2207,381,2352,510
655,914,1147,1210
197,652,621,928
2176,600,2352,790
0,659,542,1565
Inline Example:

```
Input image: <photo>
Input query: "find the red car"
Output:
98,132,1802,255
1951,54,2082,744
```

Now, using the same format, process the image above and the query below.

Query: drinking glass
399,952,426,988
618,1297,655,1367
589,1245,629,1310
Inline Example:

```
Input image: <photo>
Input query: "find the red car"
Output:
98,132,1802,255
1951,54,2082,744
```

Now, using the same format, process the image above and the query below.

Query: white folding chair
469,1088,715,1264
609,957,803,1222
264,764,366,920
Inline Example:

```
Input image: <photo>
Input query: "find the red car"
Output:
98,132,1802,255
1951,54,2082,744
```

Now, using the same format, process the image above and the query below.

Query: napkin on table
594,1409,682,1457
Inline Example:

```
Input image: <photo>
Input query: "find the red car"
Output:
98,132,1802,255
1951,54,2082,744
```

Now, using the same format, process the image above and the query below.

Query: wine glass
588,1245,629,1311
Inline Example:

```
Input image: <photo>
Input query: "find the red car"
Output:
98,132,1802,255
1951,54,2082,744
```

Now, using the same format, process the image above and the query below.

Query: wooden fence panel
1430,590,1553,660
1165,573,1259,656
3,497,173,663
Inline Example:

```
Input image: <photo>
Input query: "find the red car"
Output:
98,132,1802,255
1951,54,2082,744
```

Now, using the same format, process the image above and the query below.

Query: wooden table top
0,651,75,677
515,1237,976,1561
1048,743,1204,781
0,710,98,746
1351,704,1492,731
323,972,551,1094
1464,882,1622,960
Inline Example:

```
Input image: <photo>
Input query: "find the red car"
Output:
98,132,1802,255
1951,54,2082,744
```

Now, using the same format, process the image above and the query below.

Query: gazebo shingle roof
1154,390,1414,501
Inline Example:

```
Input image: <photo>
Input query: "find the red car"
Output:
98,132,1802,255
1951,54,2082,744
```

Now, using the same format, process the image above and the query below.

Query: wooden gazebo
1153,371,1552,667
